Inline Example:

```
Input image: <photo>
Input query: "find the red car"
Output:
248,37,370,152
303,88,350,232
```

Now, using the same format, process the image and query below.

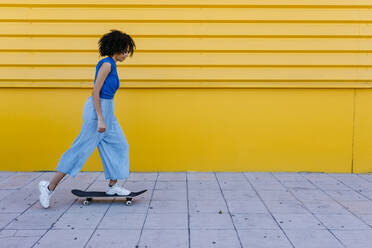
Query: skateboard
71,189,147,206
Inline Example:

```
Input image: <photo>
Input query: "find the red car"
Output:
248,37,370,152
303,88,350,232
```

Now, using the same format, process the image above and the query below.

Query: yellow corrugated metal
0,0,371,172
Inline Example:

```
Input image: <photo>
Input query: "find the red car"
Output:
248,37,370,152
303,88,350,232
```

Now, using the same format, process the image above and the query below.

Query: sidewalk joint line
272,172,347,248
243,172,296,248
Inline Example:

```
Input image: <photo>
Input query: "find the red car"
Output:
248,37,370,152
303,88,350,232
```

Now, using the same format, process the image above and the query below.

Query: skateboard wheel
83,200,91,206
126,200,132,206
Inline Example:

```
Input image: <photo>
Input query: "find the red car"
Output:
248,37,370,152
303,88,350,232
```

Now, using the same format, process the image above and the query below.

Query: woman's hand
98,119,106,133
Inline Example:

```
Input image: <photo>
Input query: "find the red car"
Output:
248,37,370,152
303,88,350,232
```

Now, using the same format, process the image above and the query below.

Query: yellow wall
1,0,372,173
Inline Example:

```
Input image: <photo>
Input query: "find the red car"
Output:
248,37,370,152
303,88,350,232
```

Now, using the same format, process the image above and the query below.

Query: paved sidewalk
1,172,372,247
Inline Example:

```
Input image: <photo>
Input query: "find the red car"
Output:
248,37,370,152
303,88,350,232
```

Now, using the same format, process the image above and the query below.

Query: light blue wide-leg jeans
56,96,129,180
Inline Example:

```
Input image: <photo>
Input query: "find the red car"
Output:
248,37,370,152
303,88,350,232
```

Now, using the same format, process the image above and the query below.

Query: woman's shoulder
98,56,110,63
96,57,113,67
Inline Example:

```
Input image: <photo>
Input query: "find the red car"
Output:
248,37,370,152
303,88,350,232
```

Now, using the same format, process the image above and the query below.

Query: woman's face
113,49,129,62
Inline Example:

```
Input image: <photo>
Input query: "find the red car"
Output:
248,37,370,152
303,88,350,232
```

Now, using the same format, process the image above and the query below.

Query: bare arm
92,62,111,132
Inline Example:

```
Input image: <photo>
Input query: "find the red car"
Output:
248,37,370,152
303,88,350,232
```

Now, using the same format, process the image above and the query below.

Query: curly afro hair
98,29,136,57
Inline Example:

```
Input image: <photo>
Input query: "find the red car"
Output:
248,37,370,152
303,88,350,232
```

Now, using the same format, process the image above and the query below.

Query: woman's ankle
48,184,55,191
108,180,117,187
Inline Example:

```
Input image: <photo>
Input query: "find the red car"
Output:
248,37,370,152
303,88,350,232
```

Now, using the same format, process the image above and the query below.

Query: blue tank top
94,56,119,99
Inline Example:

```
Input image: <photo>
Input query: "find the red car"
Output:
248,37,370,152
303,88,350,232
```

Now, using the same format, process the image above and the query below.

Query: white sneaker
39,181,52,208
106,183,131,196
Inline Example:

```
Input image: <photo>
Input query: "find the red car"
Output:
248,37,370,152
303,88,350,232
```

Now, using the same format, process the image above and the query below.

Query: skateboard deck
71,189,147,206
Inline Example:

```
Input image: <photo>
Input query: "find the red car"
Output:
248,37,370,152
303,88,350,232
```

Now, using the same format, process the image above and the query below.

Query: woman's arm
92,62,111,133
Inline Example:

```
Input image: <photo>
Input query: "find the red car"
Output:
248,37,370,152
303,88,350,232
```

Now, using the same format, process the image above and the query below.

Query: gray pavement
1,172,372,247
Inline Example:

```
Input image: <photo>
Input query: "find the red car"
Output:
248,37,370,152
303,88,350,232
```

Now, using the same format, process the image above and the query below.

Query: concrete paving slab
0,229,16,238
231,213,279,229
124,181,156,192
190,229,241,248
0,213,18,229
52,212,104,230
300,173,333,183
331,173,366,183
237,229,293,248
324,190,368,201
85,180,112,191
219,180,253,191
66,200,111,214
223,190,259,201
85,229,141,248
154,181,187,191
190,213,234,229
354,190,372,200
284,229,344,248
144,213,188,230
302,200,350,215
273,213,325,230
358,174,372,182
34,229,94,248
356,214,372,227
311,181,351,191
127,172,158,182
57,172,100,190
150,200,188,214
187,172,216,181
0,172,16,182
339,200,372,215
243,172,277,182
152,190,187,201
98,213,146,229
0,190,15,201
108,199,150,214
139,229,189,248
188,180,220,191
274,173,306,182
6,209,67,230
158,172,187,181
215,172,247,181
0,172,42,190
290,189,332,202
258,190,297,202
188,190,225,201
337,181,372,192
189,200,228,214
265,200,308,214
14,229,47,237
0,189,39,213
332,230,372,248
315,214,371,230
227,200,268,214
282,181,318,190
1,236,40,248
251,181,287,191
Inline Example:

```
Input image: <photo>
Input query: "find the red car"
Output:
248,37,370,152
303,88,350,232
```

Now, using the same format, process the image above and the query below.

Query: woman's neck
110,56,118,63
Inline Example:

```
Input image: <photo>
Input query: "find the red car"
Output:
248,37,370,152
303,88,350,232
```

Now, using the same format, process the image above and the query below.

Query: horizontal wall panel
0,23,368,37
0,67,365,81
2,37,372,51
0,8,368,22
0,81,369,89
0,53,369,66
0,0,371,7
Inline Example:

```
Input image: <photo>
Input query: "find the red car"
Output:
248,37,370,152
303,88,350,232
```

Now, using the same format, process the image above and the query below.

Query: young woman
39,30,135,208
